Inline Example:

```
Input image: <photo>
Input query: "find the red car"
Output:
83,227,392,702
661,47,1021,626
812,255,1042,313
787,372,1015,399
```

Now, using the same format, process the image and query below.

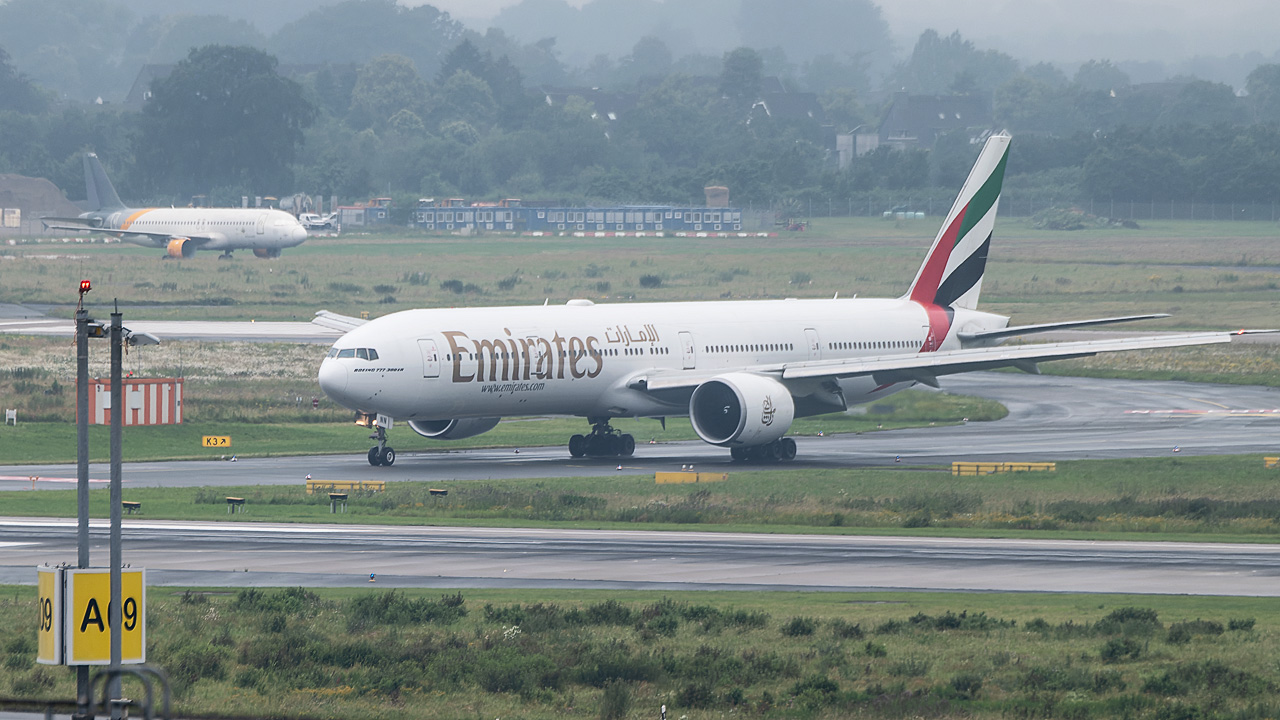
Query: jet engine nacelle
254,248,281,259
689,373,795,447
166,237,196,258
407,417,502,440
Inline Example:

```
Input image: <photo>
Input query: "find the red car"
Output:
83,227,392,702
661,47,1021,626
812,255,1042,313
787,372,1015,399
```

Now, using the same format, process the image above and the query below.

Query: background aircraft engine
166,237,195,258
407,417,501,440
253,248,281,258
689,373,795,446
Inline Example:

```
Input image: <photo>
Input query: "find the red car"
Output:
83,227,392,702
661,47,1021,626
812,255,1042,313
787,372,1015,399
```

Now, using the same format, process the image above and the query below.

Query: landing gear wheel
368,447,380,466
780,437,797,460
379,446,396,466
730,447,747,461
574,418,640,458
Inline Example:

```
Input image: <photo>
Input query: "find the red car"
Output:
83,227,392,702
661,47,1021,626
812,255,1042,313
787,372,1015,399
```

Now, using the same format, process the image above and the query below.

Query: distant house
541,87,638,123
876,92,993,151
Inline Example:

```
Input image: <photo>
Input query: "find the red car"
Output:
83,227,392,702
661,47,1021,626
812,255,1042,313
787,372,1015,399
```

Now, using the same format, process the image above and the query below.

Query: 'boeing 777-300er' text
318,134,1264,466
42,153,308,259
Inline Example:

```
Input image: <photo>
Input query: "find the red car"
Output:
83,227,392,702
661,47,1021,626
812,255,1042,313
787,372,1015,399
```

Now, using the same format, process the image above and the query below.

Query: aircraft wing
41,220,218,245
312,310,368,332
958,314,1171,343
633,331,1258,394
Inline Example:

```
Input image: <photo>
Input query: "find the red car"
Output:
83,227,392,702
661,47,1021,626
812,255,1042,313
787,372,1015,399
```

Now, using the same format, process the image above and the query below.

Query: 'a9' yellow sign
64,568,146,665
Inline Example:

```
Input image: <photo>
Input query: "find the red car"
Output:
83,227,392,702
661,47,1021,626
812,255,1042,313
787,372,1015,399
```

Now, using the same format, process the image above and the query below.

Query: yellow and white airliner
42,153,308,259
317,135,1259,466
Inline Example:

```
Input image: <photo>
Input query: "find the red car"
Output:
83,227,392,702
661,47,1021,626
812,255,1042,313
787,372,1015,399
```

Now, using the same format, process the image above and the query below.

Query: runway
3,517,1277,595
5,372,1279,491
4,311,1279,596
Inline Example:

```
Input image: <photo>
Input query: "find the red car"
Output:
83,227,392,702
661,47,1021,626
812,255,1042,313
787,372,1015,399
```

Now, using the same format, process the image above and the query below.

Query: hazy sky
420,0,1279,66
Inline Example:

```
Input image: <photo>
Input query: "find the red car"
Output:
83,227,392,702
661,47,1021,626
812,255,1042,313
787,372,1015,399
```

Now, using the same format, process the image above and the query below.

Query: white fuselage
94,207,308,251
318,297,1008,422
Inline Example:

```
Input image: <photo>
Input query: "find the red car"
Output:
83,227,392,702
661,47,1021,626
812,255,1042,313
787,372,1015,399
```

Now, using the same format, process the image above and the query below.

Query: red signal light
79,280,91,294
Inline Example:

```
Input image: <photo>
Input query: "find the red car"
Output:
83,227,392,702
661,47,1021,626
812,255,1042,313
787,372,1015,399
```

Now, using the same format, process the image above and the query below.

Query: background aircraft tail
84,153,124,211
905,133,1009,311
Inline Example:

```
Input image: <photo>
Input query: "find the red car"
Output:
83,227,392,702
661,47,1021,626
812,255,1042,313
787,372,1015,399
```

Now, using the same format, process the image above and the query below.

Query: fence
769,196,1280,222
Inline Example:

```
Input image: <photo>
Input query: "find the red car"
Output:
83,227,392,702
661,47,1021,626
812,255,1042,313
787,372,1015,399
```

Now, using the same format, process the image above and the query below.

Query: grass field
2,585,1278,719
7,455,1280,542
5,217,1278,329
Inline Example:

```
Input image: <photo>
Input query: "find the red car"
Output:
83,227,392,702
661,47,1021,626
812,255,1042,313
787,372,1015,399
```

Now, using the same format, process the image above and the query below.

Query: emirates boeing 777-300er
318,134,1261,466
42,153,308,259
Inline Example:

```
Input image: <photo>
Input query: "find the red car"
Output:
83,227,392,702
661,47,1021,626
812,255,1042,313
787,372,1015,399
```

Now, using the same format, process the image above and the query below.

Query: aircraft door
679,331,696,369
804,328,822,361
417,339,441,378
256,214,266,234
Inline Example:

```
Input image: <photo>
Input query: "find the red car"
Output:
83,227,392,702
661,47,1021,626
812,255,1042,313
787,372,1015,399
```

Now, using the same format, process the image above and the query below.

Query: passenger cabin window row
829,340,917,351
704,343,795,353
327,347,380,360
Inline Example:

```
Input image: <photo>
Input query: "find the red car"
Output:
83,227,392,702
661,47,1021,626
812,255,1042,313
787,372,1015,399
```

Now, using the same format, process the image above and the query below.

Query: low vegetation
7,456,1280,542
2,587,1276,719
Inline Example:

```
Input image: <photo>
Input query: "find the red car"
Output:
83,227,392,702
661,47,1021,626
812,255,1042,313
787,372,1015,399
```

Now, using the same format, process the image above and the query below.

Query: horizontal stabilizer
312,310,368,332
958,314,1171,344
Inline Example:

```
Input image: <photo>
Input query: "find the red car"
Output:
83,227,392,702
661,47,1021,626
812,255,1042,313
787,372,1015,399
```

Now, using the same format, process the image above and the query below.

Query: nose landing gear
568,418,635,458
367,423,395,466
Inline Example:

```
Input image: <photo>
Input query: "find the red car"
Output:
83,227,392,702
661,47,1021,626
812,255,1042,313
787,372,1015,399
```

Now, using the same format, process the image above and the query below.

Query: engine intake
407,417,501,440
689,373,794,447
166,237,196,258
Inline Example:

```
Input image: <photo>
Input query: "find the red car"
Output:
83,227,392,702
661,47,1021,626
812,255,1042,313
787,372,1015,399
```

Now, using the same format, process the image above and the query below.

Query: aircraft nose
318,360,348,402
291,223,308,243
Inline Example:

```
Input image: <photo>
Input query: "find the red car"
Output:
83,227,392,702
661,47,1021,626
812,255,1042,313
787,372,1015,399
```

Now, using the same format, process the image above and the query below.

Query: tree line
3,5,1280,210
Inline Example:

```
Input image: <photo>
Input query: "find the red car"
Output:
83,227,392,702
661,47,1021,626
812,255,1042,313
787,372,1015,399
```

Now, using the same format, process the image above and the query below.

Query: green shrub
638,274,662,288
584,599,635,625
791,674,839,696
1100,637,1143,663
781,616,817,636
1097,607,1161,636
831,619,864,639
676,682,715,708
950,672,983,699
599,680,631,720
1228,618,1256,631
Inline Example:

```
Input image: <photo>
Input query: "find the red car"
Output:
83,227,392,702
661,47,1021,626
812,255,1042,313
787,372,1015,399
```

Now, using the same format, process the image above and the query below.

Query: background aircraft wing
311,310,368,332
633,331,1258,394
41,220,219,246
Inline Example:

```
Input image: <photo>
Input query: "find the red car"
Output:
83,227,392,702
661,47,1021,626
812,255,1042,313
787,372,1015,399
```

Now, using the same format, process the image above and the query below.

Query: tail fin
83,153,124,211
906,133,1010,311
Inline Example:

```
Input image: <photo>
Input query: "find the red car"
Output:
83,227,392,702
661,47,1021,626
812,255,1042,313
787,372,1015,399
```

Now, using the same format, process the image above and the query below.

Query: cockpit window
331,347,379,360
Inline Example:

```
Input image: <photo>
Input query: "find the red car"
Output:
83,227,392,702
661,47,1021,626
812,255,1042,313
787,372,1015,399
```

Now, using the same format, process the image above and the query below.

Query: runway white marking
0,475,108,484
1125,409,1280,415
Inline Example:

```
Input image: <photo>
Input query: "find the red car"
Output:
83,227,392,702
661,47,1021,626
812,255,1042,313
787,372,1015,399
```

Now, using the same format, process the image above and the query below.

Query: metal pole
109,308,123,719
74,308,91,720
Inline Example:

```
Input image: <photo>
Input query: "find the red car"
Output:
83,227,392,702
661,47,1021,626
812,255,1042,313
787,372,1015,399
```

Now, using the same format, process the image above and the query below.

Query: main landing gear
367,423,395,466
729,437,797,463
568,418,636,458
218,251,235,260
